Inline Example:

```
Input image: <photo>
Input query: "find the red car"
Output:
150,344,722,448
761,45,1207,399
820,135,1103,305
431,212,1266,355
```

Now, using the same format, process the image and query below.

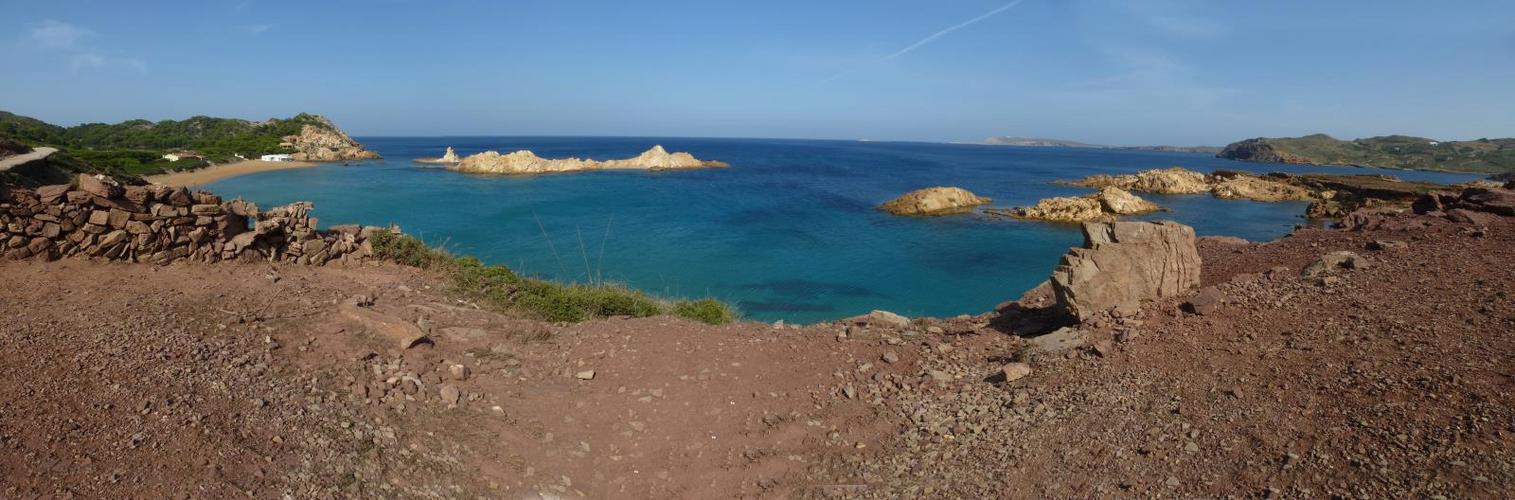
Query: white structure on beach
260,154,293,162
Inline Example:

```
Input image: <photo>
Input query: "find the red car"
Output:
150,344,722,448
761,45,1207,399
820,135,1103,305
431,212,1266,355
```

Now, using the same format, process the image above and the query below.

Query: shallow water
205,137,1479,322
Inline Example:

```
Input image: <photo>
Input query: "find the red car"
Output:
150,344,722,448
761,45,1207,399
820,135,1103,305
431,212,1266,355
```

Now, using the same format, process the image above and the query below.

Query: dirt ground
1,210,1512,498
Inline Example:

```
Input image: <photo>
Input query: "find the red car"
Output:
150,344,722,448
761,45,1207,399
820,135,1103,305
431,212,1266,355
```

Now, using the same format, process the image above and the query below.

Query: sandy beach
145,159,318,187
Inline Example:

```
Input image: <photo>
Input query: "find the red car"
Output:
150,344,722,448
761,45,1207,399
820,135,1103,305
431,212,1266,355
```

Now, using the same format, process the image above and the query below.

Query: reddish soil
2,211,1512,498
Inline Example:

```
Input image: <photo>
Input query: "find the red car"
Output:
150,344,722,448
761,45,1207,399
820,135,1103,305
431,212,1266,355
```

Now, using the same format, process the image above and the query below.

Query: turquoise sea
205,138,1480,323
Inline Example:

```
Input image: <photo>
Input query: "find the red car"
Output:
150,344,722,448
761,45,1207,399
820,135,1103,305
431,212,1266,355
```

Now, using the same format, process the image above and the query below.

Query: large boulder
1456,187,1515,216
1049,221,1202,321
880,187,990,216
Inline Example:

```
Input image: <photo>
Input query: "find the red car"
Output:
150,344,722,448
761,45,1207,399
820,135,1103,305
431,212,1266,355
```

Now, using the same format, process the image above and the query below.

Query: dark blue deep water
205,137,1479,323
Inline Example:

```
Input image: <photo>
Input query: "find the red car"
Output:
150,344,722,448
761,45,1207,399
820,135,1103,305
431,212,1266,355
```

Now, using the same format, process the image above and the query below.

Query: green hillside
1218,133,1515,174
0,111,330,176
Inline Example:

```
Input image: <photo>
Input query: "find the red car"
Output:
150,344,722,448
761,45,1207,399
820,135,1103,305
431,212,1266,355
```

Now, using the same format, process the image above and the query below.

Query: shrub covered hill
0,110,376,178
1219,133,1515,174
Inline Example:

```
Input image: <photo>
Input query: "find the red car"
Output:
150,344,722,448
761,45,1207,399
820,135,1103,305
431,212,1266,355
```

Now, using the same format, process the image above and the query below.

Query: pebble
881,352,900,364
575,370,596,380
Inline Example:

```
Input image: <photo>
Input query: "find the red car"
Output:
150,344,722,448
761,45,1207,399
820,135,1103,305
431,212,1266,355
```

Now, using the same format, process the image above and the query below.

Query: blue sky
3,0,1513,145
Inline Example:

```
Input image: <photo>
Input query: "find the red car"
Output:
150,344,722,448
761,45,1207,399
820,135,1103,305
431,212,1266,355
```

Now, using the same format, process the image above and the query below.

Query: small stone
449,364,470,381
1184,286,1224,315
934,343,954,354
1001,362,1032,382
841,384,856,399
928,370,952,382
881,351,900,364
439,384,461,406
925,326,945,335
575,370,596,380
1090,339,1114,357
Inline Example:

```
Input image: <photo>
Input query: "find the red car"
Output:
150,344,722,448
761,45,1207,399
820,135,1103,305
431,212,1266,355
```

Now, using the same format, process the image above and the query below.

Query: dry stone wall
0,174,385,265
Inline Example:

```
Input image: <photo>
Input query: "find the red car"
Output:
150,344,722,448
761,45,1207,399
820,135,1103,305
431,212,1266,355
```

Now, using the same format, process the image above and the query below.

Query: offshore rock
1068,167,1211,195
879,187,990,216
999,187,1161,223
451,145,727,175
1050,220,1201,321
414,146,461,164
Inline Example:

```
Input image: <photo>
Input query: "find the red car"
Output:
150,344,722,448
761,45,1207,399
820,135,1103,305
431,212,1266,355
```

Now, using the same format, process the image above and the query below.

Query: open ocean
204,137,1480,323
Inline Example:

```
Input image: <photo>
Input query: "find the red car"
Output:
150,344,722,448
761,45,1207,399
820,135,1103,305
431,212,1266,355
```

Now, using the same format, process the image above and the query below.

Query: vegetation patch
368,231,737,325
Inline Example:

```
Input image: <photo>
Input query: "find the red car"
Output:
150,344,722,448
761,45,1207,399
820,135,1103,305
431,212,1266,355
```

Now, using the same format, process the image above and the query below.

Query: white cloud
21,19,146,73
70,52,147,72
28,19,94,49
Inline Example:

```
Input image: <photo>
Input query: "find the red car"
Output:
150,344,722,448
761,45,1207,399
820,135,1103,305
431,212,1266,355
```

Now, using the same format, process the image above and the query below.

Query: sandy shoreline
145,159,319,187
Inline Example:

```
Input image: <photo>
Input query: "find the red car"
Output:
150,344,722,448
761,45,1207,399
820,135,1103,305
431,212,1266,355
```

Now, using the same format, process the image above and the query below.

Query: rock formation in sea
280,115,381,162
1068,167,1211,195
414,147,461,164
993,187,1161,223
1049,220,1201,321
879,187,991,216
449,145,727,175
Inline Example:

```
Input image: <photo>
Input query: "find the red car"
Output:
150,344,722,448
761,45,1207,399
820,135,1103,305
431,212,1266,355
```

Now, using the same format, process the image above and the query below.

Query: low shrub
671,299,737,325
368,232,737,325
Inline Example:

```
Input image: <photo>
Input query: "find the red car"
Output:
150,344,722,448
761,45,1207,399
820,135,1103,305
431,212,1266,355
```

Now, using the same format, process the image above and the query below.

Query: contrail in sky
822,0,1025,83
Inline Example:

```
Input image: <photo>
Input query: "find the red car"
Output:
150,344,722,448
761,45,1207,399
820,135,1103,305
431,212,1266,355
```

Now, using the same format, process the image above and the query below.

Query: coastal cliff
279,115,381,162
450,145,727,175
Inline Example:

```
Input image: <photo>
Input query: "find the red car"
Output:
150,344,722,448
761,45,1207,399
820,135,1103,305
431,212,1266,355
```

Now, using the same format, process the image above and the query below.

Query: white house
162,151,200,162
260,154,293,162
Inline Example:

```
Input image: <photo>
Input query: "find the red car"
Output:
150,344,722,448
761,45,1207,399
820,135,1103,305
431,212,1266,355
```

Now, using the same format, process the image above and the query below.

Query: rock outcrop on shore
993,187,1161,223
414,146,461,164
1068,167,1318,203
1210,174,1313,201
0,173,387,265
450,146,727,175
879,187,990,216
1049,220,1201,321
280,115,381,162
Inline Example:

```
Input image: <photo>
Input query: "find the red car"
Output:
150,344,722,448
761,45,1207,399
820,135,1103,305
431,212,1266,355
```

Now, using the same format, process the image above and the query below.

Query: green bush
671,299,737,325
365,232,735,324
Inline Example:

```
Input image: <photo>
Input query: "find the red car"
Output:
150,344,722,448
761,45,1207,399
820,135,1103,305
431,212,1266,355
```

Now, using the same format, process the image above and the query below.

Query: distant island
981,136,1221,154
1218,134,1515,174
0,110,377,180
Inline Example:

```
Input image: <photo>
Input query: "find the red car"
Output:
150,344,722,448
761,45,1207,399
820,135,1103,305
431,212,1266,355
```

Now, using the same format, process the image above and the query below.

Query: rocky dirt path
0,147,56,172
1,211,1512,498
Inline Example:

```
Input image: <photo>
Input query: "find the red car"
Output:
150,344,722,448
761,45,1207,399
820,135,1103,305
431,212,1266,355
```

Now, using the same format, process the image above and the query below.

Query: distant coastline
979,136,1222,154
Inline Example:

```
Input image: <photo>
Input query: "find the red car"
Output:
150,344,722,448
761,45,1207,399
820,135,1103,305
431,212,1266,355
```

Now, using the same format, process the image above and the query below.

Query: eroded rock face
1050,220,1201,321
879,187,990,216
1211,175,1314,201
1000,187,1161,223
451,146,726,175
282,116,381,161
1070,167,1211,195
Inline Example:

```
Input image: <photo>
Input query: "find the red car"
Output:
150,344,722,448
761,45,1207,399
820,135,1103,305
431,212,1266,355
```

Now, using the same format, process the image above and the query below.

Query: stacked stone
0,174,381,266
223,201,381,266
